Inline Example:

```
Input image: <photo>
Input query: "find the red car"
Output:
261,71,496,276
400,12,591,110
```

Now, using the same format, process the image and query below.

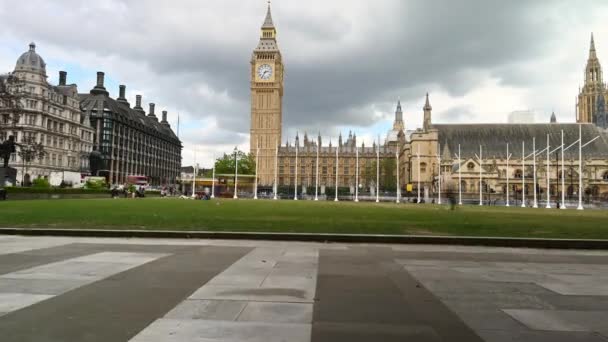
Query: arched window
467,162,475,171
603,171,608,181
514,169,523,179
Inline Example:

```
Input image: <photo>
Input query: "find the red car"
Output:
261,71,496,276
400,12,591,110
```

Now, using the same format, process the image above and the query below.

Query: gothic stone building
250,6,608,200
577,34,608,129
0,43,94,185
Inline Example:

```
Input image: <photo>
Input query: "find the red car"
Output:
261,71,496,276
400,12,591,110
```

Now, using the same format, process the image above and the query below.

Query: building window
420,162,427,173
603,171,608,181
514,169,523,179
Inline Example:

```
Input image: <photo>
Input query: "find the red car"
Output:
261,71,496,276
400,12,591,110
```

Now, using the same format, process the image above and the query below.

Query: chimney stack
90,71,109,96
59,71,67,86
116,85,130,107
148,103,157,120
161,110,170,126
96,72,104,88
133,95,145,114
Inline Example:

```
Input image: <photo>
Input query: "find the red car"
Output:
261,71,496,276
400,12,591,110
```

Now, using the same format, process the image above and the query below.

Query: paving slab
129,319,311,342
0,293,53,315
165,299,247,321
0,245,250,342
237,302,313,323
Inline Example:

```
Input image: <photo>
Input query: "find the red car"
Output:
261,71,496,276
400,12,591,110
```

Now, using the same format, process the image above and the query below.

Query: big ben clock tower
250,4,284,186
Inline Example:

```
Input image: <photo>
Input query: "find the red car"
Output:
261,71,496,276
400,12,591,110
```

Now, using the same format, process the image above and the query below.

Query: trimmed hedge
3,187,110,194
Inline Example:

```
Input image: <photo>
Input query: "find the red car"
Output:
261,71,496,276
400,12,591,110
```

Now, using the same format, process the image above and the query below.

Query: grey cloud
436,105,475,123
2,0,607,154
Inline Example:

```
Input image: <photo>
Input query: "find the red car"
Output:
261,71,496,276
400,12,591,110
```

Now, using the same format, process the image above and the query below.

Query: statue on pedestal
0,136,18,186
0,136,16,168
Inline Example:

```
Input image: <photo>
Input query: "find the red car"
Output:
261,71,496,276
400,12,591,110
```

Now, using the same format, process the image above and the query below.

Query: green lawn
0,198,607,239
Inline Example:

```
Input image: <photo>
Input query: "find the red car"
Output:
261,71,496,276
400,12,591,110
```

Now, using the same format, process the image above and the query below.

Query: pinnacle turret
590,33,597,60
424,93,432,111
262,4,275,29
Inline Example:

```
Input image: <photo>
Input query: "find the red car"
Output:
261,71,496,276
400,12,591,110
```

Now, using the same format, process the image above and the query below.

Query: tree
214,150,256,175
17,136,46,186
0,73,25,139
381,157,397,192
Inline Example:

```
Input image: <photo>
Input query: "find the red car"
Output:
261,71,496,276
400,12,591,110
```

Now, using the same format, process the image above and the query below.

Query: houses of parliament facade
250,6,608,200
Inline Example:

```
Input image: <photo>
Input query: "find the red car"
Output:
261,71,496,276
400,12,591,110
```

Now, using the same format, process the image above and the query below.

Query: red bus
127,175,149,187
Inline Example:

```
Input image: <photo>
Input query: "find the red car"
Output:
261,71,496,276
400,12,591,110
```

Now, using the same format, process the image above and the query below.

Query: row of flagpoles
200,125,599,210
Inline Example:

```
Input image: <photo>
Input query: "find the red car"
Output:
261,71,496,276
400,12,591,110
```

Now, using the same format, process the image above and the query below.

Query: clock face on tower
257,64,273,80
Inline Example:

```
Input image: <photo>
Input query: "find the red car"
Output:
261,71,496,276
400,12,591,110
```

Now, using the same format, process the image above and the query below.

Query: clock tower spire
250,3,284,186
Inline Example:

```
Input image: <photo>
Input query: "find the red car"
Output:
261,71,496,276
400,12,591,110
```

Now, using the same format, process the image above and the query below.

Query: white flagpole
211,153,215,199
458,144,462,205
233,148,238,199
191,149,197,199
578,124,583,210
315,141,319,201
396,151,400,203
506,143,510,207
376,138,380,203
417,144,421,204
254,144,259,200
479,145,483,206
561,130,566,209
522,141,526,208
533,137,538,208
334,145,339,202
294,142,298,201
437,143,441,205
273,139,278,200
355,145,359,202
545,134,550,208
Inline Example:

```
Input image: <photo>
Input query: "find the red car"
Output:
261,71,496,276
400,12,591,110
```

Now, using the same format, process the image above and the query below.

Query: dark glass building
80,72,181,186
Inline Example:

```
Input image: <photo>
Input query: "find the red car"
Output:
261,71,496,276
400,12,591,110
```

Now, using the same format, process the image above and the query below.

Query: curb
1,228,607,250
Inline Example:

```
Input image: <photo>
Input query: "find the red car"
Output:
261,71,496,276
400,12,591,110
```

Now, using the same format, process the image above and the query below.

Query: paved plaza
0,236,606,341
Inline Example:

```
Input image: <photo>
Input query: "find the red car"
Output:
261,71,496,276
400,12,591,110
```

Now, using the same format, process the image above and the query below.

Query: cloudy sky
1,0,608,167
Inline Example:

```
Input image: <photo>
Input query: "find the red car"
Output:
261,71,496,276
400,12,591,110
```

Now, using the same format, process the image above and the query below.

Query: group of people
110,185,146,199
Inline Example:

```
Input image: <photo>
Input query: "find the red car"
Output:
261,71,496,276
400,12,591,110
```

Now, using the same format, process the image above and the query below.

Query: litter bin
0,188,6,201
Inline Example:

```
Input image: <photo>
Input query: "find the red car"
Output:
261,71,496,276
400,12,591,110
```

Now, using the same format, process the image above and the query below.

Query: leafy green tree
381,157,396,192
17,136,46,186
214,150,256,175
